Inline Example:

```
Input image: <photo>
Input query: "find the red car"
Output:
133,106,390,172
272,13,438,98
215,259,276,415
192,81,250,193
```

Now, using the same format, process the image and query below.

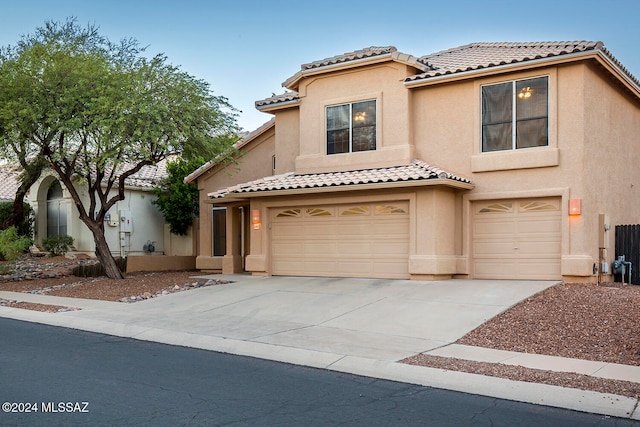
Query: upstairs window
326,100,376,154
482,76,548,152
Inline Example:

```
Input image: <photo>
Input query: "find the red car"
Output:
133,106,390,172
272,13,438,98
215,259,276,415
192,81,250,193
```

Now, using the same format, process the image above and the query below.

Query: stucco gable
185,118,276,184
281,46,429,92
207,159,472,200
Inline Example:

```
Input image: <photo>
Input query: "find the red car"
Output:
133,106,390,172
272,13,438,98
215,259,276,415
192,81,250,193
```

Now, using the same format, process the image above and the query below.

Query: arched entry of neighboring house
46,180,67,237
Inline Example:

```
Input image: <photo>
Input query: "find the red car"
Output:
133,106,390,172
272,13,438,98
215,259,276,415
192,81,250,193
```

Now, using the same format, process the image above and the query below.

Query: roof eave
255,99,301,113
206,178,474,203
283,53,395,90
593,51,640,98
404,50,640,97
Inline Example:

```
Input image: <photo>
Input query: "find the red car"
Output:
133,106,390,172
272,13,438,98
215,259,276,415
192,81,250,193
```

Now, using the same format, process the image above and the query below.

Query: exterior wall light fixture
252,209,261,229
569,198,581,215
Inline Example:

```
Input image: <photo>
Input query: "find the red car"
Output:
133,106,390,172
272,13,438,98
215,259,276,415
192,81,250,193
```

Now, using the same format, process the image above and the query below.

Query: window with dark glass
212,207,226,257
327,100,376,154
46,180,67,237
482,76,548,152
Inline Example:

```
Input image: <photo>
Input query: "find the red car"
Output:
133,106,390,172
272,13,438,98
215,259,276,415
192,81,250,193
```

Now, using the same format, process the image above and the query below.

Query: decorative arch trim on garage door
271,202,410,279
473,197,561,280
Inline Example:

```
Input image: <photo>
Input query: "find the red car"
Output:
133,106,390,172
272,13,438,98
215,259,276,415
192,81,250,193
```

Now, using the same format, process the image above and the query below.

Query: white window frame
326,99,376,155
481,76,549,152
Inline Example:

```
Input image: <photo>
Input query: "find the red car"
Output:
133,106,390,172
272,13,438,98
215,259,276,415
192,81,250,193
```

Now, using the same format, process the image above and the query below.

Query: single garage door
271,202,409,279
473,198,561,280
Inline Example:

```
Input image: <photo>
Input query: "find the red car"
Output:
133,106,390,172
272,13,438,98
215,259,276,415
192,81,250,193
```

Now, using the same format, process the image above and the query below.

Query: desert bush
42,234,74,256
0,201,34,237
0,226,33,262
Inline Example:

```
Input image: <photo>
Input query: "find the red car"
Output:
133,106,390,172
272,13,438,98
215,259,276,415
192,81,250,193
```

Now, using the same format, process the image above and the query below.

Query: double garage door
269,197,560,280
472,197,561,280
271,202,410,279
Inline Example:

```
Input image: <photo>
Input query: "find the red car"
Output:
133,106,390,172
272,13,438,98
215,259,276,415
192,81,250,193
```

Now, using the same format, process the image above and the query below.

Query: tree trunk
91,226,125,279
2,160,46,234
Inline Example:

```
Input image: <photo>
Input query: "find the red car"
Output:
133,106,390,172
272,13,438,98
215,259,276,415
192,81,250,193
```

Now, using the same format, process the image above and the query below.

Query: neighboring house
186,41,640,282
26,159,193,258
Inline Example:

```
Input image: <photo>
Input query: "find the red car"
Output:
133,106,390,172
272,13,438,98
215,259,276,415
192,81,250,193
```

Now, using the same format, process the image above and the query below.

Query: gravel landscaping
1,254,639,400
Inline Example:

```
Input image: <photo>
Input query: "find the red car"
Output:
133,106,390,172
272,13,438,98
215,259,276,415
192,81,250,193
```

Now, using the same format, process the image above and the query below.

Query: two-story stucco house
186,41,640,282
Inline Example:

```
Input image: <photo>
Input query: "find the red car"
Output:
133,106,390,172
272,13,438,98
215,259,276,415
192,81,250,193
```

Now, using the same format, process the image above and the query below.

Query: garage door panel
518,260,561,278
271,202,409,279
474,221,517,236
474,260,519,278
517,241,561,255
517,218,561,234
473,198,561,280
474,241,517,257
371,242,409,256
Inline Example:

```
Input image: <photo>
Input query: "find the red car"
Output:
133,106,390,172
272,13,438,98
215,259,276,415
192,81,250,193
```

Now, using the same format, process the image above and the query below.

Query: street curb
1,306,638,420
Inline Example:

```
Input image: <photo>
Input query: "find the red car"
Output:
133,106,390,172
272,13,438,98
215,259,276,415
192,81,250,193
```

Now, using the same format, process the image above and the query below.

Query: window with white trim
481,76,548,152
326,100,376,154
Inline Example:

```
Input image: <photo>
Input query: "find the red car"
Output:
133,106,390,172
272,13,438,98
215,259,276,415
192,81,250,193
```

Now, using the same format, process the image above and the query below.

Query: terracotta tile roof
301,46,398,71
255,92,300,109
0,164,20,201
208,159,471,199
259,41,640,109
274,46,429,98
121,160,168,189
405,41,639,86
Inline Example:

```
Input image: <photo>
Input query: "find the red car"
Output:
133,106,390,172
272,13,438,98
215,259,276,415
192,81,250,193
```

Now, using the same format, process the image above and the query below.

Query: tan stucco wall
195,126,275,270
274,109,299,174
127,255,196,273
295,63,416,174
198,56,640,281
409,62,640,279
582,63,640,275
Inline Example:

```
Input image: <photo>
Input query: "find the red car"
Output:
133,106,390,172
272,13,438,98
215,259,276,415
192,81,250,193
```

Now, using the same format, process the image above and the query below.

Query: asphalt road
0,318,635,426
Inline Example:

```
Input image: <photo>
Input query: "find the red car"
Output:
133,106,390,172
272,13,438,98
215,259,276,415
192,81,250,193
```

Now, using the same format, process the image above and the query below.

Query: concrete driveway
47,274,555,362
6,275,640,420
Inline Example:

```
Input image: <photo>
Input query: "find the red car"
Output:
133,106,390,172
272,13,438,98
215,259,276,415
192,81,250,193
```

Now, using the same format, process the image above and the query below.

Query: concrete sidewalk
0,275,638,420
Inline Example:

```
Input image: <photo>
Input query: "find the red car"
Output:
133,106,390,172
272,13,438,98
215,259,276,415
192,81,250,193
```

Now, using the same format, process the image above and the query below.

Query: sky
1,0,639,132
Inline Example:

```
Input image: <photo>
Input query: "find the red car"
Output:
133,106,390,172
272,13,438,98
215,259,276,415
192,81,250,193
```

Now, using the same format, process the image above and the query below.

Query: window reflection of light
518,87,532,99
354,112,367,122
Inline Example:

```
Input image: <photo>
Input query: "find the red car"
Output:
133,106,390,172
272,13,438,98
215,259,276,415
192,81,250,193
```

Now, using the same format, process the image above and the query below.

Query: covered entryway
472,197,561,280
271,202,410,279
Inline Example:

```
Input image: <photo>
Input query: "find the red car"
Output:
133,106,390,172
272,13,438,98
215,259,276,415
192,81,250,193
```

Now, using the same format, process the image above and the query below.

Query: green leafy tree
153,158,203,236
0,19,239,278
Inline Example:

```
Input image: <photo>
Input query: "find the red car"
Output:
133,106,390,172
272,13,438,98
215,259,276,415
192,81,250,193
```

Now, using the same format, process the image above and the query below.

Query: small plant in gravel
42,234,74,257
0,226,32,262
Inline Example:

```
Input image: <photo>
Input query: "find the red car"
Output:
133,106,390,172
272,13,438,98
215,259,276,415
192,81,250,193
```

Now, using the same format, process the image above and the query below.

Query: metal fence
614,224,640,285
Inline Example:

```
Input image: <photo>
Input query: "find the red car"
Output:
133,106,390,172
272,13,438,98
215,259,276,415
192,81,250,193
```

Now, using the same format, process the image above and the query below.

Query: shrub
0,201,34,237
0,226,33,262
42,234,74,256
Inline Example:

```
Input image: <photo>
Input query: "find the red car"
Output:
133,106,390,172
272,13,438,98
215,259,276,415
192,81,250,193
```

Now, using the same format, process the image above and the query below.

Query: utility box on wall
120,210,132,233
